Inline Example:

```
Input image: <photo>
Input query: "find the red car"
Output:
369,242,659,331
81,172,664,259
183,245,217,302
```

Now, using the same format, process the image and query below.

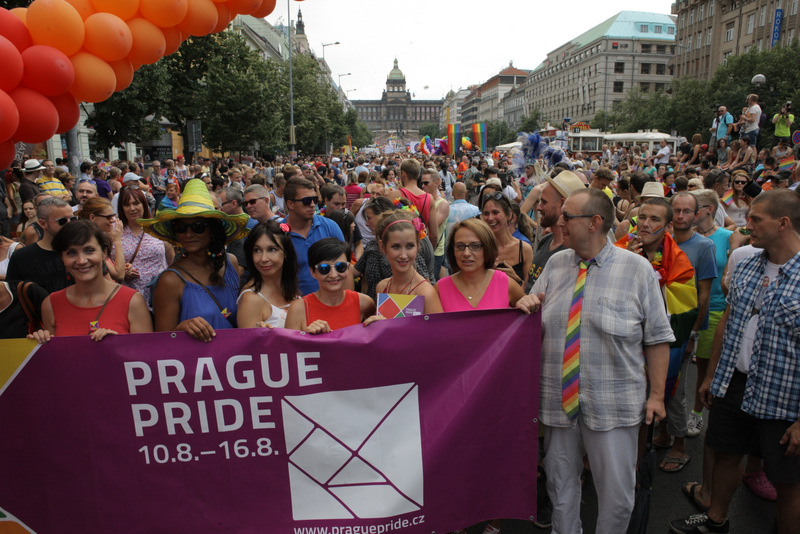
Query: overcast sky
265,0,675,101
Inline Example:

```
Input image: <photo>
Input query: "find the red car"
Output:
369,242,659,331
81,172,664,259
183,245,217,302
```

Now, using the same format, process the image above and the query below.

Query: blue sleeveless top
167,259,240,330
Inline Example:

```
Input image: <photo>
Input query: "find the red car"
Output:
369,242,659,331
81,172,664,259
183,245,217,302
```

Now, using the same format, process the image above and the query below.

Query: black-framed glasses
420,181,431,186
454,242,484,252
561,212,600,223
172,220,209,234
53,216,78,226
95,213,117,221
221,200,234,206
290,196,319,206
315,261,348,275
734,180,748,185
244,197,266,207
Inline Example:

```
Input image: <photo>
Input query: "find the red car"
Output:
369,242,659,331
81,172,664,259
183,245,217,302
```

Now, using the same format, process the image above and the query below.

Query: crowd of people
1,106,799,534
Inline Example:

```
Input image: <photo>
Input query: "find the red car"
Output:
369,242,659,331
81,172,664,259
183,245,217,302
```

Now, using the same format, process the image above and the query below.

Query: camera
783,101,792,113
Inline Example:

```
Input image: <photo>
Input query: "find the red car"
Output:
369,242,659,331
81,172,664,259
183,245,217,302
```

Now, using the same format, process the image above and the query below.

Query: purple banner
0,310,540,534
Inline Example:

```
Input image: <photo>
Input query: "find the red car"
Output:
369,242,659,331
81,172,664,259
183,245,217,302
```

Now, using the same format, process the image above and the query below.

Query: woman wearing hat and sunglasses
285,238,376,334
141,179,250,342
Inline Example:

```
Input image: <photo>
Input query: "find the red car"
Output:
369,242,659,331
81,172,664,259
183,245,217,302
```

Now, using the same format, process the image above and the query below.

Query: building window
688,35,693,49
656,64,666,75
725,23,735,42
707,28,713,45
746,14,754,34
710,0,715,16
657,44,667,54
689,9,694,24
723,51,732,64
792,0,799,15
668,26,675,35
789,28,796,42
655,83,666,92
640,24,649,32
655,25,662,34
699,4,705,19
614,62,625,73
640,63,651,74
613,81,624,93
640,82,650,92
641,43,652,53
760,6,766,25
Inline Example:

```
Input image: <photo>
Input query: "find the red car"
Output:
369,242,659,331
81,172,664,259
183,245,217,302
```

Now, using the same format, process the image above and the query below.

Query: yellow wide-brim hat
138,179,250,247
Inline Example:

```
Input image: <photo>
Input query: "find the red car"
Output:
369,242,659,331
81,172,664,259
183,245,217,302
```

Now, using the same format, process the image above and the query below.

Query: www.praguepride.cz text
293,515,425,534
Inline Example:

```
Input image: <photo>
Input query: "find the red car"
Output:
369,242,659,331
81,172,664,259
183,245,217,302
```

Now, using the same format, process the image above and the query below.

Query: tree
88,62,170,153
344,108,372,148
518,110,542,133
418,123,442,140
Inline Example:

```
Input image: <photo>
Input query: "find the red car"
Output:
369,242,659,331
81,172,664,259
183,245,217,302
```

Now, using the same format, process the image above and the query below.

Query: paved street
464,363,776,533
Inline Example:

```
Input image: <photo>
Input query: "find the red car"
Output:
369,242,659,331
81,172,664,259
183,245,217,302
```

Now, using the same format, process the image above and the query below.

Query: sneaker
687,412,704,437
481,525,500,534
669,513,730,533
533,496,552,528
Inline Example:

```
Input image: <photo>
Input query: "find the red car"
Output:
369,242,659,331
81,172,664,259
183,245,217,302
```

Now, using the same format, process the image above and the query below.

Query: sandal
681,482,709,512
742,471,777,501
659,454,691,473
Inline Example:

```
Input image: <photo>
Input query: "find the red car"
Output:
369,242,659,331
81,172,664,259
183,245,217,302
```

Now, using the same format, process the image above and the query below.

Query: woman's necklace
457,270,491,301
388,271,417,294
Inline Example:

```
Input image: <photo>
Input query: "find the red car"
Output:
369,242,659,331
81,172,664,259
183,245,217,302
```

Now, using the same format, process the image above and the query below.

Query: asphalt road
463,363,776,533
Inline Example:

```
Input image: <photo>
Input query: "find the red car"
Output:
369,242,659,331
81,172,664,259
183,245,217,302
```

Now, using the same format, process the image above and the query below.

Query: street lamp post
338,72,351,87
321,41,340,60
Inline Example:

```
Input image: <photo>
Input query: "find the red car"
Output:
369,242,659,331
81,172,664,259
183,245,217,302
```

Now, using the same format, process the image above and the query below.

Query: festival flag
472,123,487,152
447,124,460,156
615,231,697,400
779,155,795,172
348,134,353,155
721,189,734,206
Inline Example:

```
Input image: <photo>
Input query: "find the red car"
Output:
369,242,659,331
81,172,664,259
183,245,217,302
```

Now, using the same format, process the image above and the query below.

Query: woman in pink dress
436,218,523,312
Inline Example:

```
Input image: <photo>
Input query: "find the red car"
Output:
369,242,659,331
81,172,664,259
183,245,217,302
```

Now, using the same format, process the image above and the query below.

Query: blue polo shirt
285,215,345,295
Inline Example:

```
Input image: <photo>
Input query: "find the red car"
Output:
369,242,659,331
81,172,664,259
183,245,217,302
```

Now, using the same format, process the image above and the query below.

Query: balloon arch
0,0,280,167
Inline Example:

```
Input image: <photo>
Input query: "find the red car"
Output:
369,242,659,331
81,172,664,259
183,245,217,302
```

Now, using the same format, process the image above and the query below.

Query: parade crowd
1,92,799,534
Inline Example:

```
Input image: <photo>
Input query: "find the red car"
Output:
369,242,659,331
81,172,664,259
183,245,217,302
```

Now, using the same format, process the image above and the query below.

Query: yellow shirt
36,175,68,197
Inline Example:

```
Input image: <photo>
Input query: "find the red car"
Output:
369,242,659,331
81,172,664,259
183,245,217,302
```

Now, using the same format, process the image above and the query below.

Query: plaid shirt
532,243,675,431
711,250,800,421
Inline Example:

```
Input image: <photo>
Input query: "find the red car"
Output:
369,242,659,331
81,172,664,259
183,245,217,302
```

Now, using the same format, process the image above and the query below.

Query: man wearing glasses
282,177,345,295
6,196,75,294
242,185,279,225
516,188,673,534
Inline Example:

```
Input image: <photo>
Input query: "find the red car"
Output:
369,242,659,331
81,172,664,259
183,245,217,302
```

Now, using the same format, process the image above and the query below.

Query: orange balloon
109,59,134,92
64,0,96,20
89,0,139,20
84,13,133,62
126,17,166,65
161,25,184,56
69,51,116,103
211,2,231,34
140,0,188,28
227,0,262,16
27,0,85,56
251,0,276,18
9,7,26,24
178,0,217,37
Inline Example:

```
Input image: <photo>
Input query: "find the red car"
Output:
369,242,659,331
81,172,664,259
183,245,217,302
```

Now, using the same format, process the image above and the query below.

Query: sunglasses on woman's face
314,261,349,275
172,220,209,234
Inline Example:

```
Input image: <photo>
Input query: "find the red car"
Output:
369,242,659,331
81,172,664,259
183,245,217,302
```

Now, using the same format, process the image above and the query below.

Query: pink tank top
437,270,509,312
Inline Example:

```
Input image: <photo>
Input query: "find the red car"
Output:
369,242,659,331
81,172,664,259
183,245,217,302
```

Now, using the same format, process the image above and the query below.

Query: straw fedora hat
138,178,250,247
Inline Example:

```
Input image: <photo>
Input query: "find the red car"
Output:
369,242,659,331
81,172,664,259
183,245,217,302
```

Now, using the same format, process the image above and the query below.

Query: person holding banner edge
28,220,152,343
516,188,673,534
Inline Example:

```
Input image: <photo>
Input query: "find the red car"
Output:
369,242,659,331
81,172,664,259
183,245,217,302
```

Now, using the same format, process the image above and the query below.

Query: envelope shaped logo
282,383,423,520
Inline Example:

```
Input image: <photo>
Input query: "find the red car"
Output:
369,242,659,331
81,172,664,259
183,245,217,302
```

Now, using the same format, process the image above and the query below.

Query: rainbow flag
779,155,795,171
472,123,487,152
447,124,460,155
721,189,734,206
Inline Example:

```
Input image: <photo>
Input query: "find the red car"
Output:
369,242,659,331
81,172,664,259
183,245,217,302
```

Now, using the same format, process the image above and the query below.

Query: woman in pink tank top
436,219,524,312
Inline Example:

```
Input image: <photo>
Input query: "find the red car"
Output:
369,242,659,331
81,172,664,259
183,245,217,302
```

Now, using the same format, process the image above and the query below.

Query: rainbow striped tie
563,260,591,420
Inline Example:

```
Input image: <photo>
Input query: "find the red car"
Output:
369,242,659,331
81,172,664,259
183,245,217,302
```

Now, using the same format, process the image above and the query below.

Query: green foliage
590,41,800,149
518,110,542,133
486,121,516,147
87,62,170,153
418,123,443,140
86,30,373,158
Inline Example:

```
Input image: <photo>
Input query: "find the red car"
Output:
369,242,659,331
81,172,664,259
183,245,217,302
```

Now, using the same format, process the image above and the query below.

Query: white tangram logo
282,383,423,520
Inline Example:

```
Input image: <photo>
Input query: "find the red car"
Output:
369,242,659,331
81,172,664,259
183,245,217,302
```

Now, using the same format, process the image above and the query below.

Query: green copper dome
388,58,405,81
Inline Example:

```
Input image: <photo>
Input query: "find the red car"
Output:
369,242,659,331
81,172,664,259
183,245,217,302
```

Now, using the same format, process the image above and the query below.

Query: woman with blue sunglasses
285,238,376,334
